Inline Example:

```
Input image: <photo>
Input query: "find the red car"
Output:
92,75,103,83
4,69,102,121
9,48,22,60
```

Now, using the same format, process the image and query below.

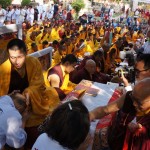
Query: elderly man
70,59,110,84
90,78,150,150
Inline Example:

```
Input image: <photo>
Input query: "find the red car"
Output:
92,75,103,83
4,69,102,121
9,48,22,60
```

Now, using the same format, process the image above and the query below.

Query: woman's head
45,100,90,149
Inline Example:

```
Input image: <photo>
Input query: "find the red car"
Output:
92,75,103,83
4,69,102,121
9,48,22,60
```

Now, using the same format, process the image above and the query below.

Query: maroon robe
108,91,150,150
70,68,110,84
78,55,105,73
48,65,66,100
48,64,64,87
8,66,29,94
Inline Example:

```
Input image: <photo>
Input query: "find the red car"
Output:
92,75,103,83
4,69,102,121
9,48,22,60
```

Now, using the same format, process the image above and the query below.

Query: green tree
21,0,31,6
0,0,11,8
71,0,85,19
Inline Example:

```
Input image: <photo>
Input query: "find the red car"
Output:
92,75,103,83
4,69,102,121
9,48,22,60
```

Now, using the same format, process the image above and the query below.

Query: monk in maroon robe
90,78,150,150
70,60,110,84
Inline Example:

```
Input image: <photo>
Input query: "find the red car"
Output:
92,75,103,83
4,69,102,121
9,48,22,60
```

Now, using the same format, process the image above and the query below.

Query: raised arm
90,94,126,120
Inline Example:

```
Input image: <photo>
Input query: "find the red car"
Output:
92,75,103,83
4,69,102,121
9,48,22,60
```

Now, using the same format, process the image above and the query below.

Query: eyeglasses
134,68,150,74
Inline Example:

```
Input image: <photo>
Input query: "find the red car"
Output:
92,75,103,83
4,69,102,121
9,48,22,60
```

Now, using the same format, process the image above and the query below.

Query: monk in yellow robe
35,29,49,48
112,28,121,43
0,39,60,148
73,39,86,57
51,45,66,67
51,25,61,41
27,42,38,54
47,54,77,96
99,26,105,37
27,23,39,34
25,31,37,51
106,38,123,66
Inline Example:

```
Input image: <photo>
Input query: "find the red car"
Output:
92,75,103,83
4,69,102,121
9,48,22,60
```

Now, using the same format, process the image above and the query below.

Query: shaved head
132,78,150,112
134,78,150,100
85,59,96,75
85,59,96,67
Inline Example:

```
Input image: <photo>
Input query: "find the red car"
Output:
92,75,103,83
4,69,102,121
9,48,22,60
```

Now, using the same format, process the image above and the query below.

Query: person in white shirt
42,3,48,21
26,6,34,26
0,93,30,149
47,5,54,20
37,4,42,21
32,100,90,150
6,5,14,23
0,5,6,26
12,6,20,24
19,6,26,24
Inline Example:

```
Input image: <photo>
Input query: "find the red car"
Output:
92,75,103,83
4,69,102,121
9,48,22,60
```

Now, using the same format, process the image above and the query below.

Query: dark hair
42,40,48,45
136,54,150,69
45,100,90,149
53,40,59,45
31,42,37,47
61,54,77,64
93,50,104,57
7,39,27,54
10,93,27,113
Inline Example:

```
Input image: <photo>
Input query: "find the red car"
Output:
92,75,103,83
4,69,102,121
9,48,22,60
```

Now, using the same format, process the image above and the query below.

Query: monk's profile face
8,49,26,69
65,62,76,74
132,86,150,113
135,61,150,81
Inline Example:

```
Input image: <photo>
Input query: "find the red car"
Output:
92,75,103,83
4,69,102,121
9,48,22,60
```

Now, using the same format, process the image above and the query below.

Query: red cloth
123,112,150,150
96,90,121,129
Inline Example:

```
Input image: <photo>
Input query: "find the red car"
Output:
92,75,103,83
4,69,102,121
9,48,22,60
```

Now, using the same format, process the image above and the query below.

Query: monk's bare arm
48,74,60,88
90,94,126,120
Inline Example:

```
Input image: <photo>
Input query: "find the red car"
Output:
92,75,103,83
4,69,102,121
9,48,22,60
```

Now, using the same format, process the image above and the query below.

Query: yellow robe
27,27,39,34
132,32,138,43
25,35,35,51
50,28,60,41
51,51,62,67
66,44,73,54
100,28,105,36
0,56,60,127
47,65,76,95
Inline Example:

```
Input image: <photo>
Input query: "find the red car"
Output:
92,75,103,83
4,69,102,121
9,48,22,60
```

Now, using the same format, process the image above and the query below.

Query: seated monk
70,59,110,84
0,39,60,149
108,37,123,63
47,54,78,98
27,42,38,54
78,50,105,73
51,45,66,67
38,40,49,50
73,39,86,58
90,78,150,150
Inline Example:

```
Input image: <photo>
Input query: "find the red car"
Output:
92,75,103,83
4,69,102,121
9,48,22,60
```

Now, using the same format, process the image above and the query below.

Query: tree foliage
0,0,11,8
21,0,31,6
71,0,85,16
